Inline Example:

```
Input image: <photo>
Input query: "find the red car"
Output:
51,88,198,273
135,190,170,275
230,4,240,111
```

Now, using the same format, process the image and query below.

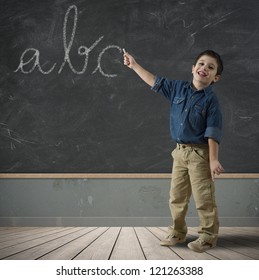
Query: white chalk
122,48,126,54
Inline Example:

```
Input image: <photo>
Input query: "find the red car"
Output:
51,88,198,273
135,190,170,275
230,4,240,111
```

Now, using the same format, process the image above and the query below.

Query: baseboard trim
0,217,258,227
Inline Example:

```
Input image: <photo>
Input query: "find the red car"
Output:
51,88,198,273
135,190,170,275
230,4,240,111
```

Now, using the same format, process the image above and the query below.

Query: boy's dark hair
194,50,223,75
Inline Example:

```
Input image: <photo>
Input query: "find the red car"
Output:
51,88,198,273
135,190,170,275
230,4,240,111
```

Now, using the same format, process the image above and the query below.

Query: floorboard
110,227,145,260
74,227,121,260
0,227,258,260
40,227,107,260
134,227,181,260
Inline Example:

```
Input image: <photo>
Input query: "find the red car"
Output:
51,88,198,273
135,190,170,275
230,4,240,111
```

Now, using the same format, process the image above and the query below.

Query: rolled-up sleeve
204,98,222,143
151,76,175,100
151,76,163,90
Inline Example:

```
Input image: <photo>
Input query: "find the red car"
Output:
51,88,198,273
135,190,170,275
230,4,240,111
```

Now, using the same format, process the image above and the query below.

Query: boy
123,50,224,253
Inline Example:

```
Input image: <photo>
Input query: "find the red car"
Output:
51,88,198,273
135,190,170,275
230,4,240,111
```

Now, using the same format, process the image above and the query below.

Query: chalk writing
92,45,122,77
14,48,56,74
14,5,122,77
0,123,35,150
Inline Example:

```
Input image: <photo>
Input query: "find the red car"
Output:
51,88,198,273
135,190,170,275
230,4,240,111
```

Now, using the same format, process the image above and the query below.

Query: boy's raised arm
123,50,155,87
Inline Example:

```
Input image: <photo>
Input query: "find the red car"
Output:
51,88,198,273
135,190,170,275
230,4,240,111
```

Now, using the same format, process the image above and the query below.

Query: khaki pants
169,144,219,245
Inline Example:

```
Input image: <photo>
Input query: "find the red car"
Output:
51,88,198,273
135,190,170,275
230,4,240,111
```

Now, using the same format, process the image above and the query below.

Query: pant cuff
199,233,218,245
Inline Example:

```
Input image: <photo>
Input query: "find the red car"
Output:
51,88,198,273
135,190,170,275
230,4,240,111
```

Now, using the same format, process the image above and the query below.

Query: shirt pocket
173,97,185,105
172,97,185,120
194,104,206,116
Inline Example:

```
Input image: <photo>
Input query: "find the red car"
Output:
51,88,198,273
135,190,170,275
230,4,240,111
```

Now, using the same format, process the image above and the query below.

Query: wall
0,178,258,227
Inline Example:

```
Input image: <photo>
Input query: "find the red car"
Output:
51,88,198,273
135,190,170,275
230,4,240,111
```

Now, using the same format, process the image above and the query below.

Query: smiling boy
124,50,224,253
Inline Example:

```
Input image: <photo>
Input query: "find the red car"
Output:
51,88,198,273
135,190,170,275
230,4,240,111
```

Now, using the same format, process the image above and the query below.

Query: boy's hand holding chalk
123,48,155,86
123,48,135,68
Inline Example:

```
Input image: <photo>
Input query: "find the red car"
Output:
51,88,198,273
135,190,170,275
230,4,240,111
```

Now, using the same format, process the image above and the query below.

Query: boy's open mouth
198,71,207,77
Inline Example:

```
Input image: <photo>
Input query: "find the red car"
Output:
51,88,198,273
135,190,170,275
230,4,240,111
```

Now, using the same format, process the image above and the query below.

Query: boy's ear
213,75,221,83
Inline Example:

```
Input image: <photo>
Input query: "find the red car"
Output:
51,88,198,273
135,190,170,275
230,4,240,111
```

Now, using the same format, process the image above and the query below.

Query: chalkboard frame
0,173,258,179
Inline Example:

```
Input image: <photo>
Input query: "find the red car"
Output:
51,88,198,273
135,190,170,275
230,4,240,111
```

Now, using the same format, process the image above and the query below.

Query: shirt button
185,109,188,112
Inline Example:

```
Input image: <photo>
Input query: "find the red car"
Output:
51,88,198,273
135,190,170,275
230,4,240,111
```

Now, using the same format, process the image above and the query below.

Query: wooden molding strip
0,173,258,179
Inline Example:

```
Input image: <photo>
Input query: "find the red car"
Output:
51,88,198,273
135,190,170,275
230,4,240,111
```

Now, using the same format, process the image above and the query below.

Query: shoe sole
187,242,215,253
160,238,186,246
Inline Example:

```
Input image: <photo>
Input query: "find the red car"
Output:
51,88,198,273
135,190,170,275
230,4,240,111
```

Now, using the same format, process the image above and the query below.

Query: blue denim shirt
151,77,222,144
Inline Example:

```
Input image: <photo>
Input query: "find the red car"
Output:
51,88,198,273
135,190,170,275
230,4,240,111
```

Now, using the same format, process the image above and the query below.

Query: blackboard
1,0,259,173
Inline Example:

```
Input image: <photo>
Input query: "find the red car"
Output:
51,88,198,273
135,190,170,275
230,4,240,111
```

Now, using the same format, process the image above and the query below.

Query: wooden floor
0,227,258,260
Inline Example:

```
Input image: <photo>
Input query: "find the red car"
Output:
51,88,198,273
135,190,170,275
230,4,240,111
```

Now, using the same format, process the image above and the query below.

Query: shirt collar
185,81,213,96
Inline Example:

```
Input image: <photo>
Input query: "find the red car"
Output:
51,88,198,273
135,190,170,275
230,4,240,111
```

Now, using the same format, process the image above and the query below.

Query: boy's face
192,55,220,89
